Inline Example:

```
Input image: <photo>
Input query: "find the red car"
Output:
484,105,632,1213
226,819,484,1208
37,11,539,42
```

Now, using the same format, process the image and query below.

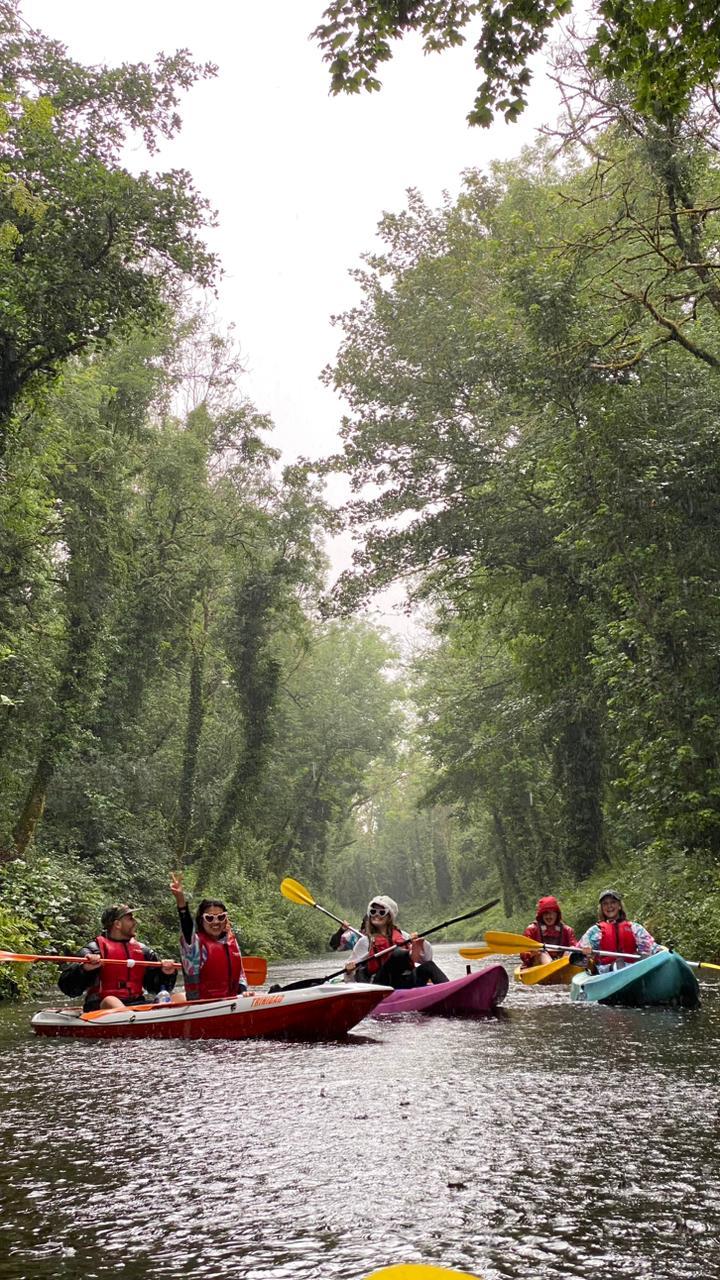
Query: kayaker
57,905,178,1011
520,895,578,968
344,895,449,989
579,889,660,971
329,916,366,951
170,872,248,1000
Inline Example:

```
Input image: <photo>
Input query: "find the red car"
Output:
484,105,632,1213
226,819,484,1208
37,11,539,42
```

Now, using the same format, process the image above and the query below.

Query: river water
0,947,718,1280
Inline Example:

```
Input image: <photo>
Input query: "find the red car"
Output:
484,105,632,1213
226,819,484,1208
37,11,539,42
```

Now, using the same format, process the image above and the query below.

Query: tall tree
0,1,216,451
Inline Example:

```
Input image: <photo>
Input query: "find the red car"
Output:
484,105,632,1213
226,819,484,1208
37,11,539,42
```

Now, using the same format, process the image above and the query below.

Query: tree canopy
0,0,217,450
313,0,720,125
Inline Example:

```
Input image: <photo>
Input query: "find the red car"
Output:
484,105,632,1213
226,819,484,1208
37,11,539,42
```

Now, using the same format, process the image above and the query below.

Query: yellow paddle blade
698,961,720,972
367,1266,483,1279
484,930,543,951
515,955,571,985
280,877,316,908
457,946,496,962
460,938,540,959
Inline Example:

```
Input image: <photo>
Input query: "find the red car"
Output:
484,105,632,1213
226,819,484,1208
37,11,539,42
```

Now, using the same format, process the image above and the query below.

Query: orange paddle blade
243,956,267,984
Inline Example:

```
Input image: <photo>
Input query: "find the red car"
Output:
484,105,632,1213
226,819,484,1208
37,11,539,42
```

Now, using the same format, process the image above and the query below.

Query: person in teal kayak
170,873,248,1000
57,905,178,1011
520,895,578,969
344,895,449,988
578,889,660,971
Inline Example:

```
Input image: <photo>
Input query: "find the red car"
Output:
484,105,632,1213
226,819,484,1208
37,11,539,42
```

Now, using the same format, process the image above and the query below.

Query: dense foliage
0,6,412,996
3,4,720,999
322,67,720,938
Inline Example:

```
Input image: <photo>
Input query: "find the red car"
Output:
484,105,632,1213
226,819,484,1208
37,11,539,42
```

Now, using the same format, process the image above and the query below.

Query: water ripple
0,951,718,1279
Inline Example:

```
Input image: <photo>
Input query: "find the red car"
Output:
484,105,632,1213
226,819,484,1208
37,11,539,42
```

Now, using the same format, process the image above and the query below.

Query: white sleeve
344,934,370,980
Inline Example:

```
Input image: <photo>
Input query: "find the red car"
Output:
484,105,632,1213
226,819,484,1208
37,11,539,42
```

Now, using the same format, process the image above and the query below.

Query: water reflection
0,948,718,1279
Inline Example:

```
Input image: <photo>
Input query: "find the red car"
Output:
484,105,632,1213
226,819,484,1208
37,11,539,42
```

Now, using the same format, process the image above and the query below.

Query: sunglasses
369,905,389,917
202,912,227,924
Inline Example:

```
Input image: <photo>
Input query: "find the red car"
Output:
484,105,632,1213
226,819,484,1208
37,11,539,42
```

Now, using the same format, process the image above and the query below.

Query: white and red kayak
370,965,508,1018
31,982,392,1041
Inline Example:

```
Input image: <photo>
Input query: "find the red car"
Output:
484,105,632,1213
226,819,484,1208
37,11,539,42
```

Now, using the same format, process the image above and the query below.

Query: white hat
367,895,398,922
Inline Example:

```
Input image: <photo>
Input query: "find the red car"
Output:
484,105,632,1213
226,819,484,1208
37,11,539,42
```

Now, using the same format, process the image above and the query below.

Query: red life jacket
524,920,575,957
598,920,638,963
366,928,409,976
89,935,146,1001
195,931,245,1000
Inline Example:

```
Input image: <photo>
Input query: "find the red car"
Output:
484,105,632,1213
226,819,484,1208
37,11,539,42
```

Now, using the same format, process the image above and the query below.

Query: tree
321,125,720,898
7,332,170,856
313,1,720,126
0,1,216,452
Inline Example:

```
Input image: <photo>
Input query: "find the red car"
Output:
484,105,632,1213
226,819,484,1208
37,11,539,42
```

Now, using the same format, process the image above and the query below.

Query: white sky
23,1,561,625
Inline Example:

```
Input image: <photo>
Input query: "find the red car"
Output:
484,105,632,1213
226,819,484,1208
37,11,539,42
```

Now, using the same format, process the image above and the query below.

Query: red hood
535,895,562,921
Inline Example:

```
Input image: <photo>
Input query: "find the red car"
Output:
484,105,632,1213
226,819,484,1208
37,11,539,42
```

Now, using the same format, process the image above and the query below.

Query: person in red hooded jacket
519,895,578,969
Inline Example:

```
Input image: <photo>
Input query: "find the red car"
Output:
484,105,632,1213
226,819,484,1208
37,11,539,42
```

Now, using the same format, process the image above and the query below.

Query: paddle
274,891,500,991
280,877,353,931
0,950,268,985
0,951,181,969
365,1265,483,1279
463,932,720,971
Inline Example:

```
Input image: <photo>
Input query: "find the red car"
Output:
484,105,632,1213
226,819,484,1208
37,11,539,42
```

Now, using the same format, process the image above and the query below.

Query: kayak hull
514,959,584,986
570,951,700,1009
370,964,508,1018
31,983,392,1041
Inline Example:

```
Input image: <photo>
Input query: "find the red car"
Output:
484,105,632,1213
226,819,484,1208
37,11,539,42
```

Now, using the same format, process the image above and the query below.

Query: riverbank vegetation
1,3,719,995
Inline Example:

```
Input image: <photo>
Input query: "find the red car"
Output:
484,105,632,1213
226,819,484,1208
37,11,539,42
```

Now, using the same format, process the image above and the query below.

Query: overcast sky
22,1,560,625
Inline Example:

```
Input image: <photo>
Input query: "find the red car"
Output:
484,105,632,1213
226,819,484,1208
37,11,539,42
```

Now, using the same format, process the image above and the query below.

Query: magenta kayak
369,964,508,1017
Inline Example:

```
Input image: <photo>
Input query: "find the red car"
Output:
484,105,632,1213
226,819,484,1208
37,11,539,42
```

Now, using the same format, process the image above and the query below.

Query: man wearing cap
57,905,178,1011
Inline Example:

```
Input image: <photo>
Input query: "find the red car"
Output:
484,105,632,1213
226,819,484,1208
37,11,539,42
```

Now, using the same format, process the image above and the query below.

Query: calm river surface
0,946,718,1280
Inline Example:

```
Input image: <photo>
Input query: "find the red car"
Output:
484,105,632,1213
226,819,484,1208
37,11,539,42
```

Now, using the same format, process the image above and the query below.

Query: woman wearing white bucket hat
344,895,448,989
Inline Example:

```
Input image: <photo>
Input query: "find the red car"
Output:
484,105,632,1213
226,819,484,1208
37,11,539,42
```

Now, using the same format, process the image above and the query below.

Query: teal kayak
570,950,700,1009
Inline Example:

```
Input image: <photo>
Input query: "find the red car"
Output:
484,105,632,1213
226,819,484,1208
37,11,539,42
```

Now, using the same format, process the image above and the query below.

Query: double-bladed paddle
275,879,500,990
461,931,720,971
0,950,268,985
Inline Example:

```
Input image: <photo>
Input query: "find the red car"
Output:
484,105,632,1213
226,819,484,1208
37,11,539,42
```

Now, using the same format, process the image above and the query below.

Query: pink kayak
369,964,508,1018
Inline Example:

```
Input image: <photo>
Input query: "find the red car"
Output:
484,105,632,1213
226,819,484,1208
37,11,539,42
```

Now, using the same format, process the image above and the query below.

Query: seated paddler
57,904,178,1011
520,895,578,969
170,872,247,1000
344,895,449,989
578,889,660,971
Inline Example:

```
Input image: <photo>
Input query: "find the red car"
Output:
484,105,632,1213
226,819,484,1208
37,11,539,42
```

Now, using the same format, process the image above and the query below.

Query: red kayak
370,965,508,1017
31,983,391,1041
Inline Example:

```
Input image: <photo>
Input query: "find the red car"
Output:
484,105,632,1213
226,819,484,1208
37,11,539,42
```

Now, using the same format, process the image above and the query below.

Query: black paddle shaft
273,898,500,991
